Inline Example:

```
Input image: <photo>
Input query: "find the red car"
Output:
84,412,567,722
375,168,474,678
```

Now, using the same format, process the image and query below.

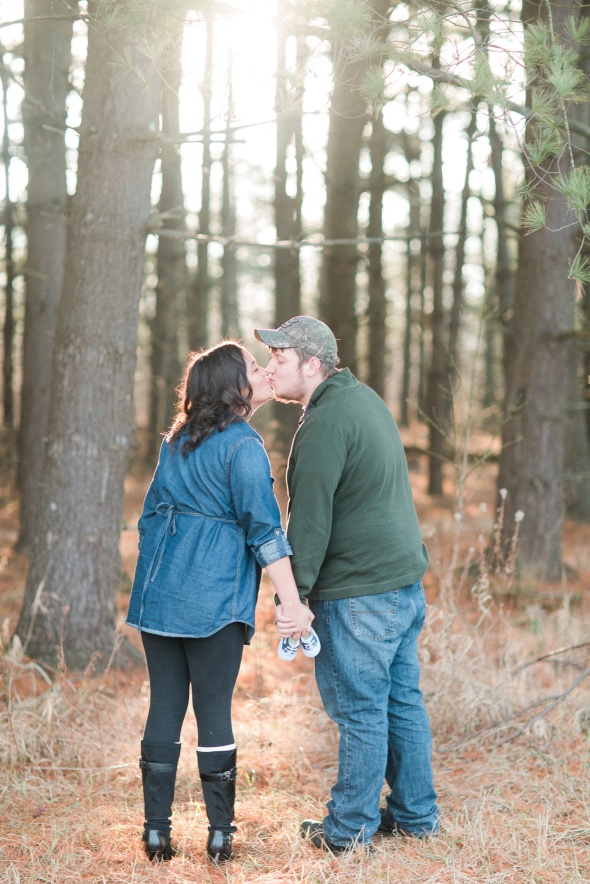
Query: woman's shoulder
180,421,264,460
222,420,263,445
167,420,256,446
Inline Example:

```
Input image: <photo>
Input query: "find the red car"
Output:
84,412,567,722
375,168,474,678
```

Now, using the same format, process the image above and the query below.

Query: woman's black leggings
141,623,245,747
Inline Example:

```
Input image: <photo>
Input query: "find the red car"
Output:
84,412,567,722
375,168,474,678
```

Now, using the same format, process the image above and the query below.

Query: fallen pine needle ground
2,463,590,882
1,584,590,884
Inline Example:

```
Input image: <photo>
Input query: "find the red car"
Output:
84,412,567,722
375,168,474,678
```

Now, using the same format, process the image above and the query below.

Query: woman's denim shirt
126,421,291,642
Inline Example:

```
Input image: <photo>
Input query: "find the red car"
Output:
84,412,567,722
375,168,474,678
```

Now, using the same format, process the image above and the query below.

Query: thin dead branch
511,641,590,675
439,667,590,752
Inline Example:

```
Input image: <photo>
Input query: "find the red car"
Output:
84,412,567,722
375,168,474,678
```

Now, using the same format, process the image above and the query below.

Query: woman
126,342,311,864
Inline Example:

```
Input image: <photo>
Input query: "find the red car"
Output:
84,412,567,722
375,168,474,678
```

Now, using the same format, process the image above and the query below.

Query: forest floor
1,434,590,883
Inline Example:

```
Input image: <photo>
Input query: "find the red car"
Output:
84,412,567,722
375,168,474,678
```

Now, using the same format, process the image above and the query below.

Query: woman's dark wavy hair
167,342,253,456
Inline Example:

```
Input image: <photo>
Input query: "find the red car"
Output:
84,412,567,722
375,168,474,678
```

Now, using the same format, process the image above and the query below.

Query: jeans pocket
349,592,398,641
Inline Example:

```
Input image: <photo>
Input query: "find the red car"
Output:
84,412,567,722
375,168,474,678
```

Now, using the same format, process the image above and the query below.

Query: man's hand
275,602,314,638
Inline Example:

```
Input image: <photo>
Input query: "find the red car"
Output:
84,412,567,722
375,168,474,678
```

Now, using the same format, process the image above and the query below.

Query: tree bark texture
564,340,590,520
479,0,515,389
320,5,387,373
497,0,580,580
274,0,302,324
583,289,590,451
426,103,447,495
220,123,239,338
565,0,590,518
482,271,497,411
579,4,590,448
15,2,163,668
220,59,240,340
273,2,303,466
367,109,387,399
417,230,427,419
448,111,476,379
18,0,73,545
187,6,213,351
1,66,15,429
399,128,422,426
149,25,186,460
489,114,515,371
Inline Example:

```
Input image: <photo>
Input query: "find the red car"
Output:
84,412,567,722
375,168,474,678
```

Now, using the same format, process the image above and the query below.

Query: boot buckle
200,766,237,783
140,758,176,772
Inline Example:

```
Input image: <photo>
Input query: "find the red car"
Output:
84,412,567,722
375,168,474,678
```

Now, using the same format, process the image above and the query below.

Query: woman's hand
265,556,312,636
275,602,313,638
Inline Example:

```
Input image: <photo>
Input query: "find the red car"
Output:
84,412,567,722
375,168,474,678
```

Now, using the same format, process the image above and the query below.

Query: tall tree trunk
417,229,427,419
15,2,163,668
148,25,186,461
399,128,422,427
18,0,73,546
482,117,514,412
319,48,367,373
400,252,412,427
489,115,515,371
425,99,447,495
188,6,214,351
367,108,387,398
274,0,301,322
477,0,511,414
583,289,590,450
320,0,393,373
220,58,239,340
496,0,580,579
482,273,497,410
564,0,590,519
448,111,476,379
273,1,303,463
564,340,590,520
1,64,15,429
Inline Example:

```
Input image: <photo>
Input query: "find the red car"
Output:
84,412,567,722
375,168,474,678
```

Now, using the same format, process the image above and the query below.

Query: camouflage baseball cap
254,316,339,367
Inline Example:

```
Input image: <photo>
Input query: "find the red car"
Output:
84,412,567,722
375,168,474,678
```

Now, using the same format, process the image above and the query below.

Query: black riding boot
140,740,181,862
197,748,238,863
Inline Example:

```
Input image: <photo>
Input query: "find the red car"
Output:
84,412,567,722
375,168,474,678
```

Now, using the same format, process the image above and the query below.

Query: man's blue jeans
309,581,439,845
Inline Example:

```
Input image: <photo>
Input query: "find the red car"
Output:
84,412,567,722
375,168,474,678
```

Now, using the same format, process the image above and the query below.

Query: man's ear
303,356,322,377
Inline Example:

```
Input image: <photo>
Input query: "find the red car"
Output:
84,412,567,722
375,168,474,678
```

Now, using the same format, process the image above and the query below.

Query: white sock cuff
197,743,236,753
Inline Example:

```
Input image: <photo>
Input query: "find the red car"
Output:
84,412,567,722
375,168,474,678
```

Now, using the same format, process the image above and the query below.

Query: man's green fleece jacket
286,368,429,601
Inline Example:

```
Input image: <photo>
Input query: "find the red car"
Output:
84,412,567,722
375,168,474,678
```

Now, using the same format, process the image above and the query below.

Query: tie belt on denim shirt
150,502,239,582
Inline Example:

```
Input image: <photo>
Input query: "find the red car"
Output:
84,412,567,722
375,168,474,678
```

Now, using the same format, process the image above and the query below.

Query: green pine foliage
566,13,590,45
311,0,374,44
359,62,388,108
546,46,588,102
525,125,564,166
430,83,449,116
524,22,553,71
521,200,547,235
570,254,590,285
555,167,590,220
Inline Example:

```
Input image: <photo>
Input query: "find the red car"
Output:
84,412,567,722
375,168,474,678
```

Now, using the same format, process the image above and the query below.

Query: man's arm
287,419,347,597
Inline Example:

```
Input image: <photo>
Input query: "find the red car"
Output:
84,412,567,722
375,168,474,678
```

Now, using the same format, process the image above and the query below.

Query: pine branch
401,56,590,141
149,226,458,248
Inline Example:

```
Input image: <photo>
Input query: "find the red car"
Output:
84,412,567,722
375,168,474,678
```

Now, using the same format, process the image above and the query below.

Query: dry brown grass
2,462,590,882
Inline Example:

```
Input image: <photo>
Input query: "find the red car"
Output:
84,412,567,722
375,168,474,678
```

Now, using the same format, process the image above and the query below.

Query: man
254,315,439,853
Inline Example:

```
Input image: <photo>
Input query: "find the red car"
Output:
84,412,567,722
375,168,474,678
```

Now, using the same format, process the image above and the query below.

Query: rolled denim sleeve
255,530,293,567
228,437,292,567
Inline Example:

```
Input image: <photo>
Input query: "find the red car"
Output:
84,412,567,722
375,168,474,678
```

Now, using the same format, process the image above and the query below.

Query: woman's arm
265,556,313,636
228,437,311,635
